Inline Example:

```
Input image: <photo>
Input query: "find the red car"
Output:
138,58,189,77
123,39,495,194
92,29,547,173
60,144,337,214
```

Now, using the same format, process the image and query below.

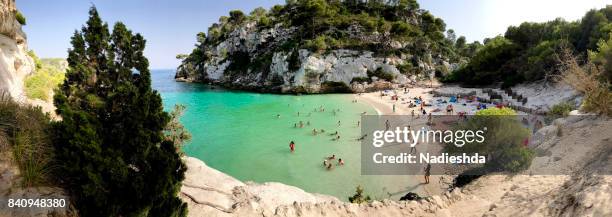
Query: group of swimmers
323,154,345,170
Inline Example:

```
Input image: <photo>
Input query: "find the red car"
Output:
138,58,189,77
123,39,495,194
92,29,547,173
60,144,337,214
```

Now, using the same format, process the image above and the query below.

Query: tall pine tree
53,7,187,217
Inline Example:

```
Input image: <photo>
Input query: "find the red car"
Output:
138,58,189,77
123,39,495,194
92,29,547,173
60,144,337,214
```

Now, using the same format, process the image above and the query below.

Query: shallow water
152,70,415,200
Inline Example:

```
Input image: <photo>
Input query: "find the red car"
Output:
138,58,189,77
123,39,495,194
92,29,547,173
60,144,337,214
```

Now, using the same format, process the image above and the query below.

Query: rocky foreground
180,114,611,217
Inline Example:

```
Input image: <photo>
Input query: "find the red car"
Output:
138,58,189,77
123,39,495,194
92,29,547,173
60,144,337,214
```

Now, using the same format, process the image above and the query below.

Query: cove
152,69,416,200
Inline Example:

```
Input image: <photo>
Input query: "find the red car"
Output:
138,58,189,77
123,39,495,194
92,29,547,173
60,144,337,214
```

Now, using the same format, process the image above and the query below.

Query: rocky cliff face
176,1,460,93
0,0,34,101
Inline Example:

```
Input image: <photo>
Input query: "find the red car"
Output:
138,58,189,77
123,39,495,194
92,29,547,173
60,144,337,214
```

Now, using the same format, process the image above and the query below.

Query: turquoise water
152,70,413,200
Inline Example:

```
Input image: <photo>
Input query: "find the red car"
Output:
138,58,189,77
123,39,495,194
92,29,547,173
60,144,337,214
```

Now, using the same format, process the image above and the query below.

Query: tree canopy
446,6,612,87
53,7,187,217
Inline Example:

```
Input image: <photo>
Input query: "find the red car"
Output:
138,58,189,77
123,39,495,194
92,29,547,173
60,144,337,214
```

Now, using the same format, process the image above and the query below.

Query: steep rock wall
0,0,34,101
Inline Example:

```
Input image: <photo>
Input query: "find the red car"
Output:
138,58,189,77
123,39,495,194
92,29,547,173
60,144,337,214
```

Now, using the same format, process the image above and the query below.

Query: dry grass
0,92,56,187
556,49,612,116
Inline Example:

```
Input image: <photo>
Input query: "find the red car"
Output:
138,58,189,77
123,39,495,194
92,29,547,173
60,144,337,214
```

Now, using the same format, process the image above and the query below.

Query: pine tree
53,7,187,217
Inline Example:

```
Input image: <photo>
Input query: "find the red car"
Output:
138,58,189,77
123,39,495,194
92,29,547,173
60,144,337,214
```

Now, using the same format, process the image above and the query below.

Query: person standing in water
289,141,295,153
424,163,431,184
393,104,396,113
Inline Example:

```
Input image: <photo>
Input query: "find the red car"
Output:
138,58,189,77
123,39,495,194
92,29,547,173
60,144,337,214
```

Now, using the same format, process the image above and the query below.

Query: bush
491,145,535,172
396,62,413,75
304,35,328,52
348,185,371,204
549,102,574,117
24,55,66,101
0,96,54,187
558,49,612,116
367,68,394,81
446,108,534,173
15,11,26,25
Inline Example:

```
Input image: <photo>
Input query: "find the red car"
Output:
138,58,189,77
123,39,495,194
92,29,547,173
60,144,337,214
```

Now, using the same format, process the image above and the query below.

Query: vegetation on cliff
0,95,55,187
178,0,479,85
445,108,534,173
52,7,187,217
24,51,65,101
445,6,612,87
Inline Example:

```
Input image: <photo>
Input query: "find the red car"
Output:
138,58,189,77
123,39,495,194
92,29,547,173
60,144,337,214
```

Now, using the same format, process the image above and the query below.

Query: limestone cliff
176,1,461,93
0,0,34,101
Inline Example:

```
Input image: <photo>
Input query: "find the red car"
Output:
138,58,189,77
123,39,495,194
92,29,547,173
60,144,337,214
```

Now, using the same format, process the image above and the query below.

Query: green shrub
396,62,413,75
348,185,371,204
15,11,26,25
446,108,534,173
25,51,66,101
549,102,574,117
304,35,328,52
367,68,394,81
24,63,65,101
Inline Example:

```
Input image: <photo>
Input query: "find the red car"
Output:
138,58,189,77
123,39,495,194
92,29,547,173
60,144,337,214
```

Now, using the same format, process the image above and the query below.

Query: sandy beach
355,84,454,197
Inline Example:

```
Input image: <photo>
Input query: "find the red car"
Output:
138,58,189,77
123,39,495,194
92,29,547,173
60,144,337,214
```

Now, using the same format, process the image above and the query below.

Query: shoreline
356,85,450,197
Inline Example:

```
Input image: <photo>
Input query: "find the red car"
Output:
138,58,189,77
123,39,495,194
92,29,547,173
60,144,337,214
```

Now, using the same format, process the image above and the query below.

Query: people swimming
277,114,281,119
306,121,310,126
337,121,341,126
357,134,367,141
338,158,344,166
327,154,336,160
289,141,295,152
332,135,340,141
312,128,318,135
299,121,304,128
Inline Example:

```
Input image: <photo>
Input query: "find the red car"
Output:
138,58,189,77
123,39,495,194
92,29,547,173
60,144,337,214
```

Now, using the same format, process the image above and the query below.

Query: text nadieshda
370,127,487,164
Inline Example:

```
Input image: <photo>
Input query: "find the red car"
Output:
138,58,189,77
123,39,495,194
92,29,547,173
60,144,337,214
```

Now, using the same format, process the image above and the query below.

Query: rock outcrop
0,0,34,101
176,2,459,93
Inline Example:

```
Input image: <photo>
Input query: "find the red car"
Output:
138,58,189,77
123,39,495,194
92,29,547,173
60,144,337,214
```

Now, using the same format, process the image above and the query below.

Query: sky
17,0,612,69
